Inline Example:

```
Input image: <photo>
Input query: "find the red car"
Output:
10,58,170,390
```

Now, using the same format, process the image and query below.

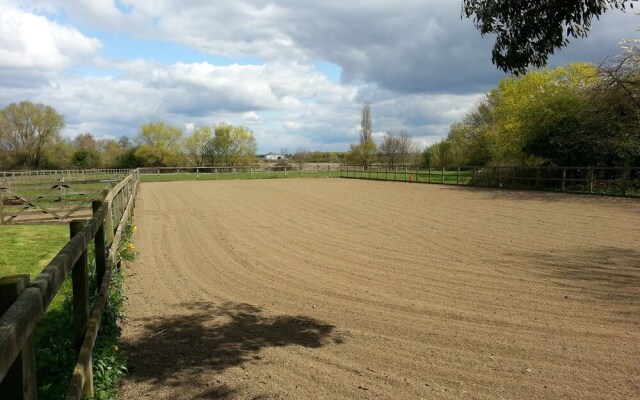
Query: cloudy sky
0,0,637,153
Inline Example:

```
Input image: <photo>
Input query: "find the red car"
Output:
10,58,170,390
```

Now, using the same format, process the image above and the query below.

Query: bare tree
379,130,415,168
292,148,309,169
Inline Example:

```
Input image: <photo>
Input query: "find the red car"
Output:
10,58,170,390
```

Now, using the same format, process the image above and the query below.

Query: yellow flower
132,225,138,232
114,345,119,352
128,243,135,250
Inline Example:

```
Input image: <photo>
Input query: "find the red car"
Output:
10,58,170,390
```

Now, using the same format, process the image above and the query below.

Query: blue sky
0,1,637,153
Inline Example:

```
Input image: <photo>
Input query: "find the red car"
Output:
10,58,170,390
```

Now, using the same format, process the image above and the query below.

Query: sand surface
118,179,640,399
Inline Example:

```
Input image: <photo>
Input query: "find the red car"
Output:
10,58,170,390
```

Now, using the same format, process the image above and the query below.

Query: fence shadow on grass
512,247,640,304
121,301,340,398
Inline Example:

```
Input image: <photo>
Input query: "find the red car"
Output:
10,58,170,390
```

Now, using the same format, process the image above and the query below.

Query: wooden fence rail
138,165,337,178
339,165,640,197
1,169,132,186
0,169,140,400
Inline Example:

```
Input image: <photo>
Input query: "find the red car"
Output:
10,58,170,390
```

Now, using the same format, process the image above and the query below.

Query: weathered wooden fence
139,165,337,178
1,169,132,186
0,169,132,225
339,165,640,197
0,169,140,400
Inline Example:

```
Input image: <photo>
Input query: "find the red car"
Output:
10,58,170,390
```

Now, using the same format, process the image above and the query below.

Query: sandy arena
118,179,640,399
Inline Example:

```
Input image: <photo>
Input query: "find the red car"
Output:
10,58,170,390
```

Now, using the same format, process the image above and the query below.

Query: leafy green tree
184,126,213,166
462,0,635,74
40,139,75,169
72,148,101,169
207,123,257,166
134,121,184,167
226,125,258,166
0,101,65,169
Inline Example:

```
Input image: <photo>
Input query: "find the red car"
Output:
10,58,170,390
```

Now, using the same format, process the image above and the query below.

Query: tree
226,125,257,166
291,148,309,168
462,0,635,75
134,121,184,166
72,148,101,169
206,123,257,166
378,130,415,168
184,126,213,166
0,101,65,169
349,103,377,167
40,138,74,169
73,133,97,150
97,139,125,168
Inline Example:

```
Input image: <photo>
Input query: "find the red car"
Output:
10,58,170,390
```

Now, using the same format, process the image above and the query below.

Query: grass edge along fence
339,165,640,197
0,169,140,400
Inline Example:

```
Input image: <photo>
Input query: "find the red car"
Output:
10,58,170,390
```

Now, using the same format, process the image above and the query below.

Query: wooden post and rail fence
0,169,140,400
339,165,640,197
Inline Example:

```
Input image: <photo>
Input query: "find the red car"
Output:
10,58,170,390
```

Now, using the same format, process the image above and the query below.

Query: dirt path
118,179,640,399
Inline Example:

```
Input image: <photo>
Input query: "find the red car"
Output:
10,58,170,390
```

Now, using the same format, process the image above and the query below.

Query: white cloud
0,2,101,72
1,0,637,153
242,111,262,123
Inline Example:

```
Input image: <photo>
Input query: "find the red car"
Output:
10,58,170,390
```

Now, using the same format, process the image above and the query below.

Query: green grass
141,170,340,182
0,225,75,398
0,225,68,277
0,224,130,399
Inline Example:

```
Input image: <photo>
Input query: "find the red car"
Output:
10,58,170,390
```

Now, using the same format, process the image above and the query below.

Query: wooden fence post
0,187,4,225
70,221,90,355
589,167,595,193
0,275,37,400
457,166,460,185
441,167,445,184
92,201,106,289
562,168,567,190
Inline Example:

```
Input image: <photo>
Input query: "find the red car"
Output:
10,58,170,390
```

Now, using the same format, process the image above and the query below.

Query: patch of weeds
35,223,137,399
90,222,136,400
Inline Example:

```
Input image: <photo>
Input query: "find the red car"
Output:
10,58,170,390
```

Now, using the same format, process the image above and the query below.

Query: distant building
265,154,285,161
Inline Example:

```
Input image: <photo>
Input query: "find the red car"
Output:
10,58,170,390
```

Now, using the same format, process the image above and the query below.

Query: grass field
141,170,340,182
0,225,68,277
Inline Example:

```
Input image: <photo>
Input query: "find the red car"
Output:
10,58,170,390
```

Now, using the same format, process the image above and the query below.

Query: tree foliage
0,101,65,169
134,121,184,167
205,123,257,166
462,0,636,74
184,126,213,167
432,57,640,167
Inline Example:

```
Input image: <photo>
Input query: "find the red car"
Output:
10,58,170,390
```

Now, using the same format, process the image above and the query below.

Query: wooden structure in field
0,169,131,225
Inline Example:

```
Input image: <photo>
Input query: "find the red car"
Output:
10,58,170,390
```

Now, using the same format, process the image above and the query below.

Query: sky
0,1,637,153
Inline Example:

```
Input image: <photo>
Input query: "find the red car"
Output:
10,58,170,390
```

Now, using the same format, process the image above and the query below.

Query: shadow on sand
440,184,640,205
511,247,640,303
121,301,340,399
